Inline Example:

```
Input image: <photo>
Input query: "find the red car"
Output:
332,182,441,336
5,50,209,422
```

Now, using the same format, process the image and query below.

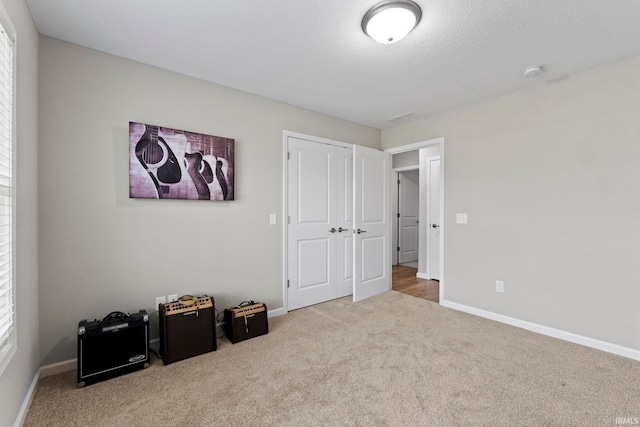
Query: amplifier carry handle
102,311,128,322
237,300,256,308
178,295,198,307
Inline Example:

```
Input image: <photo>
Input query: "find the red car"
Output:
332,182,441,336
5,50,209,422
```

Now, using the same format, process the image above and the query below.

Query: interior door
398,170,419,264
287,138,337,310
287,138,353,310
353,145,391,302
427,156,441,280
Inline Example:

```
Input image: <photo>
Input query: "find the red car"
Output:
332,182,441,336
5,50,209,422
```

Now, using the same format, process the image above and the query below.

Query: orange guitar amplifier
159,296,217,364
223,301,268,344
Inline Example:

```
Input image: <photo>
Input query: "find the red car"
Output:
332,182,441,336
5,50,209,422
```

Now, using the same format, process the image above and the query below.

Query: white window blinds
0,22,14,374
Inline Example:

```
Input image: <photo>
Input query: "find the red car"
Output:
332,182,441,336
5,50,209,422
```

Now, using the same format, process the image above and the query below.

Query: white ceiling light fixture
362,0,422,44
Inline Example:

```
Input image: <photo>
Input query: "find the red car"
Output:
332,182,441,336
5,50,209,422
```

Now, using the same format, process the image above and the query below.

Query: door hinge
287,152,290,160
287,280,290,288
288,215,290,224
397,246,401,252
397,179,401,185
397,213,401,218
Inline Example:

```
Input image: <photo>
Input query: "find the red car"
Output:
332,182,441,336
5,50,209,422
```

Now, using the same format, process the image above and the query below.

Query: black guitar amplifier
77,310,149,387
159,296,217,365
224,302,268,344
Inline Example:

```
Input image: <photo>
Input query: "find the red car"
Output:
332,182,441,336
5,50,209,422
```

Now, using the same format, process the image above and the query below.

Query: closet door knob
329,228,337,233
357,229,367,234
338,227,347,233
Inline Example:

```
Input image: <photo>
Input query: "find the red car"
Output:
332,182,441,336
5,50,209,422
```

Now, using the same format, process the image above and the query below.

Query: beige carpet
24,291,639,426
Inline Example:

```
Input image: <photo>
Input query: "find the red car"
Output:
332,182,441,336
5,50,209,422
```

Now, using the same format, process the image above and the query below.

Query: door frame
393,167,419,265
385,137,445,303
282,131,354,313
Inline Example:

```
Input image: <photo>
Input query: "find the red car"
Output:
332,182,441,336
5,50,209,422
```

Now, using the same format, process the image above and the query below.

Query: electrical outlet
496,280,504,293
456,213,468,224
155,296,166,309
168,294,178,303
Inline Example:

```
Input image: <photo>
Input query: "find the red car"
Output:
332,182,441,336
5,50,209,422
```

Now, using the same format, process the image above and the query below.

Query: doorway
387,137,444,303
397,169,419,266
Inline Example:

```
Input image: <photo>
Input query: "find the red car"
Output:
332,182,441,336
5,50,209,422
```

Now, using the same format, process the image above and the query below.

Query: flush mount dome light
362,0,422,44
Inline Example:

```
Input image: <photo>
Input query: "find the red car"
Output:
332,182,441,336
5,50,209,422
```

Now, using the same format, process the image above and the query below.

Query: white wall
38,37,380,365
392,150,419,169
0,1,39,426
382,55,640,351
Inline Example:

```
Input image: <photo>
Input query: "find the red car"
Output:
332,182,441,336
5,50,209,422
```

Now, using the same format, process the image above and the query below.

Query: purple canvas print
129,122,234,200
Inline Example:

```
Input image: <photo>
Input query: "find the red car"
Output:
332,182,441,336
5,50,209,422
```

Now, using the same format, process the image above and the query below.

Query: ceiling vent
387,111,421,124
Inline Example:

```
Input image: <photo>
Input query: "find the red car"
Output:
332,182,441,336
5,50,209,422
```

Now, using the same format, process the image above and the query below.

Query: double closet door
287,135,390,311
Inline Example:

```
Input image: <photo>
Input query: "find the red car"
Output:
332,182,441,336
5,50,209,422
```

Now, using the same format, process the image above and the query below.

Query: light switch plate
269,213,277,225
456,213,468,224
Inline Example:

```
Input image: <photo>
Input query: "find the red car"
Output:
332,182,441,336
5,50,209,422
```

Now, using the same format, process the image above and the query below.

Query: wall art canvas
129,122,234,200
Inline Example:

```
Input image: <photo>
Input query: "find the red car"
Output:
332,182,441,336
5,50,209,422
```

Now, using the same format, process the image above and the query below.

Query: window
0,20,14,375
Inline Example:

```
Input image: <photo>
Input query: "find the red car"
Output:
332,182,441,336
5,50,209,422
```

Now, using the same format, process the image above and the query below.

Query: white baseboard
13,371,39,427
268,307,286,317
440,299,640,361
416,272,430,280
39,359,76,377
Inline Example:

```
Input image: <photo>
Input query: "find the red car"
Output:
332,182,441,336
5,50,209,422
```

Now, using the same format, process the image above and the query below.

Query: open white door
353,145,391,302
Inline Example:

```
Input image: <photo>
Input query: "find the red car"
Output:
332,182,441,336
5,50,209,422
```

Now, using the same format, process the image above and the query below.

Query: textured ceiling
25,0,640,129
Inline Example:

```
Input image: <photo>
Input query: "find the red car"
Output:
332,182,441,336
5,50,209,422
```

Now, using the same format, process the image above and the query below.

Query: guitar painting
129,122,234,200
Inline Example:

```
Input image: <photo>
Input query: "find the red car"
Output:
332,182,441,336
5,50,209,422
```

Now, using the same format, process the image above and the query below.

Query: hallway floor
392,264,439,303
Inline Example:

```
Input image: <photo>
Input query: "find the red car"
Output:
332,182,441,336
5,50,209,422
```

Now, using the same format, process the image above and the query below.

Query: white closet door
287,138,338,310
287,138,353,310
287,136,389,309
353,145,391,302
